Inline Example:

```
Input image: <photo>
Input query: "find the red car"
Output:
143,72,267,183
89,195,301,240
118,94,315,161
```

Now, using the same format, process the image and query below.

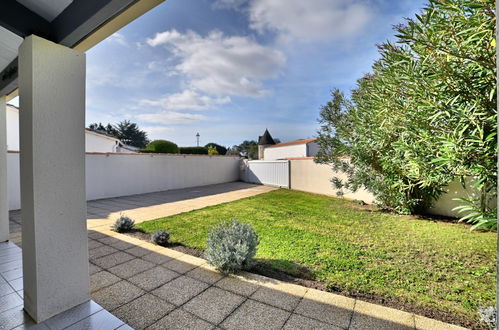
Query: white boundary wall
8,152,241,210
241,158,486,218
288,158,376,203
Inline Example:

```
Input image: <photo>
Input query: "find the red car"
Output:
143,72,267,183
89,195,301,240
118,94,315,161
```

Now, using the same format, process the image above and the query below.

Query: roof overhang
0,0,164,100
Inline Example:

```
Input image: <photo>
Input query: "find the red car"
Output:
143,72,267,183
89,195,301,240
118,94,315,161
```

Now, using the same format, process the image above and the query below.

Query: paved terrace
4,182,465,329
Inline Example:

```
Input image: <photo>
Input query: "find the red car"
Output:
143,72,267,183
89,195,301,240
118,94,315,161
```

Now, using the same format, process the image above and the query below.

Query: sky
13,0,427,147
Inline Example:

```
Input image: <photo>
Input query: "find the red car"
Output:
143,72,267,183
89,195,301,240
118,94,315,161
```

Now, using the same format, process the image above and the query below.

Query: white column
19,35,89,322
0,95,8,242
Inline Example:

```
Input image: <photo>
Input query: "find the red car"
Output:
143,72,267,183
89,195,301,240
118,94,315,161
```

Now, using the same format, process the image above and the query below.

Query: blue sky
71,0,425,147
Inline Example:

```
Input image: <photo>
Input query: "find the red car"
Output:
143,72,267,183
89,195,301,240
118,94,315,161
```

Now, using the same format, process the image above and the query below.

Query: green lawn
136,189,496,325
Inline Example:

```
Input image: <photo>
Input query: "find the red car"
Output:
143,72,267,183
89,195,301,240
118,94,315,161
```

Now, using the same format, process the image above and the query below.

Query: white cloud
146,29,285,97
137,111,208,125
249,0,371,42
106,32,128,46
140,90,230,111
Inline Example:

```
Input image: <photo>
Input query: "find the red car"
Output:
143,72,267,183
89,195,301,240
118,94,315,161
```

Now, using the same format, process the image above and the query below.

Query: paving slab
183,287,245,324
294,288,355,328
92,251,135,269
128,266,180,291
91,281,145,311
141,251,174,265
221,299,291,330
88,263,102,275
163,258,200,274
107,258,155,279
113,294,175,329
88,245,119,260
90,270,121,292
283,314,343,330
152,275,210,306
125,245,153,257
186,265,225,284
250,282,307,311
148,308,214,330
215,275,259,297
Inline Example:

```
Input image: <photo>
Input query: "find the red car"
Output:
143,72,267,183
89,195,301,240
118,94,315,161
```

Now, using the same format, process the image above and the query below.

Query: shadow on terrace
3,221,434,330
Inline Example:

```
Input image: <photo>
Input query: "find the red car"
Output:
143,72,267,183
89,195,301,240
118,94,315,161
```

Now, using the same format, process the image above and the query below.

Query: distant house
84,128,136,153
257,129,276,159
6,105,134,153
264,137,319,160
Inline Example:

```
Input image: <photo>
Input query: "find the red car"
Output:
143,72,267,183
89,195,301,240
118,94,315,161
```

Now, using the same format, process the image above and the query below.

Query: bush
151,230,170,246
205,218,259,274
205,143,227,155
315,0,496,219
141,140,179,154
179,146,208,154
207,146,219,155
478,306,496,329
111,215,135,233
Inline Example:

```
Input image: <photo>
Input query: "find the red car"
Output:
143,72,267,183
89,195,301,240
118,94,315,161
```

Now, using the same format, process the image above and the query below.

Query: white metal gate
241,160,290,188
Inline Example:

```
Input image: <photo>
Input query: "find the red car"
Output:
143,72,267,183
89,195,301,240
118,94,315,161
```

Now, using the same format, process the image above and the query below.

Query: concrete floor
5,182,466,329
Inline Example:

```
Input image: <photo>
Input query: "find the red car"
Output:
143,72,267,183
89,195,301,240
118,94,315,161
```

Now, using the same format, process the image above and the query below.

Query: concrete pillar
0,95,8,242
18,35,89,322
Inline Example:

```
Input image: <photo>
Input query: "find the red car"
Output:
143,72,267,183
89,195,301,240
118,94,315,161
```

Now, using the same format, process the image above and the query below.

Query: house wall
6,107,125,153
264,144,307,160
7,152,241,210
85,132,119,153
6,106,19,151
306,142,319,157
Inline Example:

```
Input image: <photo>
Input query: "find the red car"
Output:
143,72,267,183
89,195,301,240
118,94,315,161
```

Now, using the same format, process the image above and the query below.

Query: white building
6,104,133,153
6,105,19,150
263,138,319,160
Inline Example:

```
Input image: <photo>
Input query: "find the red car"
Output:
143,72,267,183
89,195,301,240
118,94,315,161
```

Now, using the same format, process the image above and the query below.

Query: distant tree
105,123,118,137
179,147,208,154
141,140,179,154
114,120,149,148
237,140,258,159
205,143,227,155
88,120,148,148
273,138,281,144
226,146,241,156
88,122,106,131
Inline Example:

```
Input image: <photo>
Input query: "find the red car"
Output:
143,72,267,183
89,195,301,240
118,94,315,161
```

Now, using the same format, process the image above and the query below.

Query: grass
136,189,496,325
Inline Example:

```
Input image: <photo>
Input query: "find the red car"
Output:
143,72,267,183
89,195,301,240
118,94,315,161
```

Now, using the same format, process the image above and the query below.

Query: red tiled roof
268,138,317,148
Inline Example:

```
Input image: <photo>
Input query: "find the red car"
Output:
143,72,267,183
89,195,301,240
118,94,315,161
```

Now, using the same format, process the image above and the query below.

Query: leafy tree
205,143,227,155
237,140,258,159
88,122,105,131
316,0,496,226
141,140,179,154
114,120,149,148
88,120,149,148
